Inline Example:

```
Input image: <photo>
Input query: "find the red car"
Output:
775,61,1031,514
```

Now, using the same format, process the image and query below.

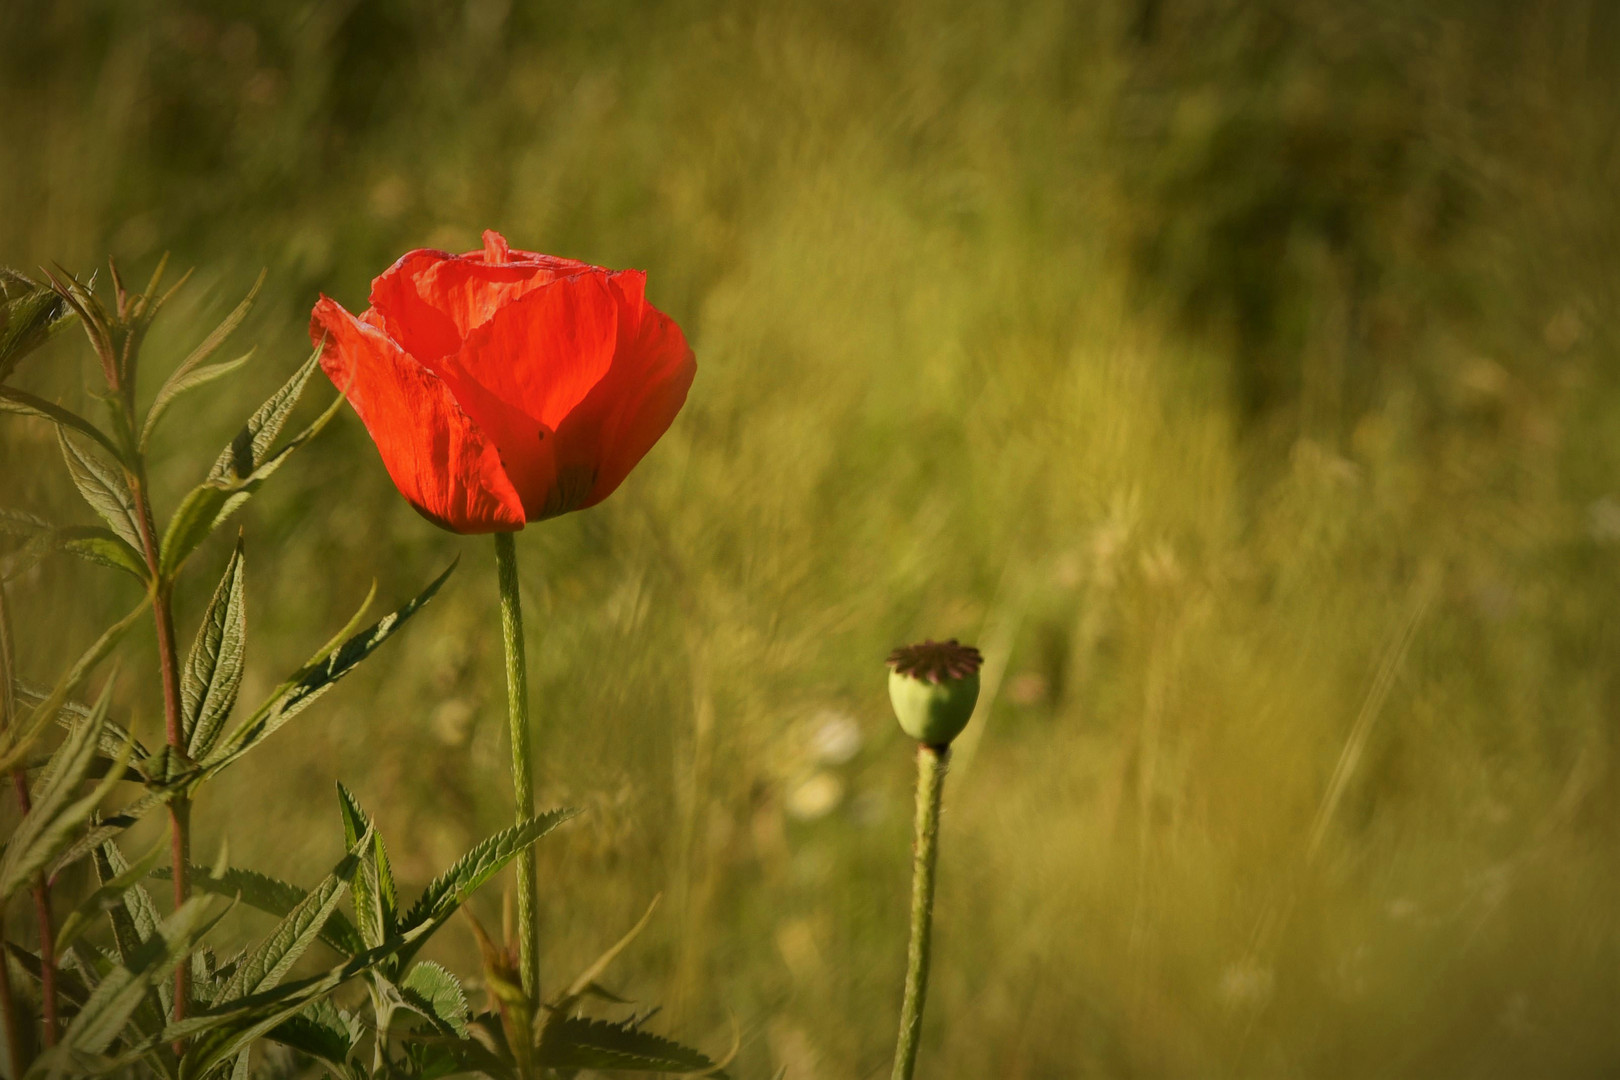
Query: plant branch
0,911,27,1079
493,531,540,1004
891,743,948,1080
10,771,57,1048
128,466,191,1036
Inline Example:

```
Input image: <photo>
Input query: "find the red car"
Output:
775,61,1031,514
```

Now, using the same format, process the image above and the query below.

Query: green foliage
199,560,458,780
180,539,246,760
162,863,366,959
55,431,142,553
0,269,71,381
159,347,343,578
537,1016,727,1075
0,252,599,1080
400,810,579,938
0,681,131,903
140,271,263,451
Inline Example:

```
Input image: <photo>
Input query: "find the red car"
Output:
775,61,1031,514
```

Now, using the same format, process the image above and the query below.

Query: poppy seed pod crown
886,639,983,746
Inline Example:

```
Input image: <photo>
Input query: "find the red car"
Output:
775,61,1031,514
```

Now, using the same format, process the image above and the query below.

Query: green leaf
335,783,395,950
140,270,264,449
55,525,149,582
46,785,174,883
536,1016,727,1076
181,538,246,759
167,930,422,1079
0,387,122,462
264,999,356,1070
0,680,131,902
56,428,142,552
201,561,457,776
55,839,165,954
15,682,147,767
85,841,173,1055
206,344,320,487
57,896,223,1057
212,828,369,1004
140,352,254,451
399,962,470,1038
157,352,344,579
0,268,72,379
155,864,365,958
400,808,578,935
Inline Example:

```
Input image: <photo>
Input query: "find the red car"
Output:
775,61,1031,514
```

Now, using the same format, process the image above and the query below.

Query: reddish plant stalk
10,771,58,1046
0,909,26,1079
128,472,190,1033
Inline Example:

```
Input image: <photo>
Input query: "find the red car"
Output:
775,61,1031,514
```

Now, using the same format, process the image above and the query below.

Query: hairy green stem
494,531,540,1003
891,743,948,1080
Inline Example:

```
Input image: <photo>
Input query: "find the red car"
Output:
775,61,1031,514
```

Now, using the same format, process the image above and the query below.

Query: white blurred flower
808,710,863,765
785,772,845,822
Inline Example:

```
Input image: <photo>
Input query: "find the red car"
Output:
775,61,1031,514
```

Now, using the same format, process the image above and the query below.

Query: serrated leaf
400,808,578,935
0,269,71,379
46,785,173,884
335,783,391,950
56,429,142,551
264,999,354,1069
0,387,122,461
56,839,165,954
154,864,365,958
536,1016,726,1076
140,351,254,451
166,928,423,1080
56,896,223,1058
6,941,92,1013
181,539,246,759
56,525,149,581
0,680,131,902
141,270,263,449
213,827,369,1004
84,842,173,1056
158,359,344,578
201,561,457,776
206,344,319,486
400,962,470,1038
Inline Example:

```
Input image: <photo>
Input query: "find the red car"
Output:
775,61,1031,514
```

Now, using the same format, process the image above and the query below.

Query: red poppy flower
311,231,695,533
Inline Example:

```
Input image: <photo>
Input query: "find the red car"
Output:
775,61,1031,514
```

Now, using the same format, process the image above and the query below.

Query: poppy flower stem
493,531,541,1004
891,742,948,1080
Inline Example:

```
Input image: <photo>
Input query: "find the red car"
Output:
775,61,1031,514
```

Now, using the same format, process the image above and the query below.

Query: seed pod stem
891,742,948,1080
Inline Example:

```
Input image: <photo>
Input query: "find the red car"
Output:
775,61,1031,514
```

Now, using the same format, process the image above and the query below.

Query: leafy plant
1,258,733,1078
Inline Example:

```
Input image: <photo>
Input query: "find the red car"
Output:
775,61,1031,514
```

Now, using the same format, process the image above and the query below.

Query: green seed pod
886,639,983,746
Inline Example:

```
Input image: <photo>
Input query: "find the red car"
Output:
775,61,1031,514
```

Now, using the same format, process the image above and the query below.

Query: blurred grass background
4,0,1620,1075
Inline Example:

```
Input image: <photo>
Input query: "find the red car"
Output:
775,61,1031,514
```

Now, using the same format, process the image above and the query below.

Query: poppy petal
431,272,627,518
311,296,526,533
580,300,696,508
368,234,601,363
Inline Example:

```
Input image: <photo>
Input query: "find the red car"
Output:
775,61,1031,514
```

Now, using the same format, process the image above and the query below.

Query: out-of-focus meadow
4,0,1619,1075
